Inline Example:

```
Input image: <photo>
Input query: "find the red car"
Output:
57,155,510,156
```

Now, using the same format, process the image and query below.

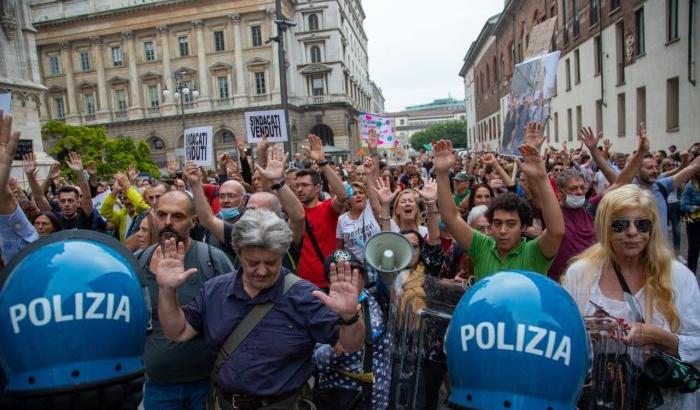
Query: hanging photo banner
245,109,288,143
358,112,397,148
184,125,214,167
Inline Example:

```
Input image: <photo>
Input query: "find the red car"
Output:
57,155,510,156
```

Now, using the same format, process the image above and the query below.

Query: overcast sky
363,1,504,112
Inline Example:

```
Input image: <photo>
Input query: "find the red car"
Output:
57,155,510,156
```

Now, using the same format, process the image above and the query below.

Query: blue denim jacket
681,182,700,215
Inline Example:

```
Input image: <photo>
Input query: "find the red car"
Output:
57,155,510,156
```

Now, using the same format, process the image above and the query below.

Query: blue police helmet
446,271,589,410
0,230,148,395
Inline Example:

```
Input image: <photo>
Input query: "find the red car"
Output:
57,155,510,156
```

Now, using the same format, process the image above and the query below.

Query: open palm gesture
305,134,326,162
418,178,437,202
312,261,360,320
524,122,544,149
517,144,546,179
23,153,37,175
66,151,83,173
152,238,198,291
432,140,455,173
367,128,378,154
580,127,601,150
256,145,288,182
372,176,399,205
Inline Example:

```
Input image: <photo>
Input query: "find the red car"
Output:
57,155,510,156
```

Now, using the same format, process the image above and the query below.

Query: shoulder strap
212,273,300,377
611,262,645,323
655,181,669,201
304,217,327,265
194,241,217,281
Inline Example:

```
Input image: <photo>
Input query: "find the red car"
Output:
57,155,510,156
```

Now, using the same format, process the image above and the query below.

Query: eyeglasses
219,193,242,200
610,218,652,233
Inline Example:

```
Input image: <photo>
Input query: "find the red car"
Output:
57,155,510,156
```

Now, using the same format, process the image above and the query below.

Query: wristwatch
317,160,329,167
270,180,285,190
339,312,361,326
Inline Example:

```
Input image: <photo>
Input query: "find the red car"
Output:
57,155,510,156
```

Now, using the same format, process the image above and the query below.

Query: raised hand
23,153,37,175
432,140,455,173
363,156,375,174
256,136,270,166
235,136,247,155
637,123,649,154
372,176,399,205
517,144,547,179
0,111,21,190
480,152,498,166
489,177,505,190
305,134,326,162
152,238,199,291
127,164,139,182
114,172,130,189
86,160,98,177
48,162,61,180
167,159,179,176
256,145,288,183
66,151,84,173
367,128,378,154
524,122,545,149
218,152,231,170
312,261,360,321
603,138,612,151
183,160,202,185
418,178,437,202
580,127,601,150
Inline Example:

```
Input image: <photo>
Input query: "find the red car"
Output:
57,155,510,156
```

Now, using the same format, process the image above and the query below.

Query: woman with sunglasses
562,184,700,409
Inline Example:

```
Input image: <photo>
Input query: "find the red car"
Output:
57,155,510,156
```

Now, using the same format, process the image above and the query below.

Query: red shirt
298,198,340,288
203,184,221,215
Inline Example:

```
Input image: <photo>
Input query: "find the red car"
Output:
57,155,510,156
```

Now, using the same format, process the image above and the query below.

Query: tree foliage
409,120,468,150
42,121,160,178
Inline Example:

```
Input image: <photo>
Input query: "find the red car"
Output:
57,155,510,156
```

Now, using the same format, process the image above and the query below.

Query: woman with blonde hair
562,184,700,409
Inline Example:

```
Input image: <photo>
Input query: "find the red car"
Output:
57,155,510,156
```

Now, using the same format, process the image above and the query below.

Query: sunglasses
610,218,652,233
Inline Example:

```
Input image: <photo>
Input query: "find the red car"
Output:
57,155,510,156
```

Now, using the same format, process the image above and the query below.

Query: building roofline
458,12,500,77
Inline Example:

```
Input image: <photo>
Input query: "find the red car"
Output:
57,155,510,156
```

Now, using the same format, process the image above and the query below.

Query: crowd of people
1,108,699,410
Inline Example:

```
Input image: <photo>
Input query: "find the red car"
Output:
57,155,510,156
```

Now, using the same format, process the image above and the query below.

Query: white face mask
565,194,586,209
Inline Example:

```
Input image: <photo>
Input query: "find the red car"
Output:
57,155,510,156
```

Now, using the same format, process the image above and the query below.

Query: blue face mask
219,207,240,221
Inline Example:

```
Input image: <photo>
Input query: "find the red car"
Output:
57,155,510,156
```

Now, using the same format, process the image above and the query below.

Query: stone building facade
460,0,699,153
30,0,376,166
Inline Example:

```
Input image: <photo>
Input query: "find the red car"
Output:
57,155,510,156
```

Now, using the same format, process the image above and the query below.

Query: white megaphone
364,232,414,287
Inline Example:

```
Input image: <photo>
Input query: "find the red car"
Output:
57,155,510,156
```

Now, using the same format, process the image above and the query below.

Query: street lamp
162,73,199,135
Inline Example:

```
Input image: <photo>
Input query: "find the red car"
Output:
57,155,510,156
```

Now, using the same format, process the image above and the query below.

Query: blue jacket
681,182,700,214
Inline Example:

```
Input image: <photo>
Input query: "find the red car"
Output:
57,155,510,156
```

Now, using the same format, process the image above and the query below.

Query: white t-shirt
336,202,380,263
390,219,428,239
563,259,700,410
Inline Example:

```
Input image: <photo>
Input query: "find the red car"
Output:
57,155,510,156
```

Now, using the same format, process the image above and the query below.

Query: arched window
308,14,319,31
147,136,166,151
217,130,235,145
310,46,322,63
310,123,334,146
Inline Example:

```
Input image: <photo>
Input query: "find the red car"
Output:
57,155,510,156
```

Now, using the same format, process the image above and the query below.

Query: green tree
42,120,160,178
409,120,468,150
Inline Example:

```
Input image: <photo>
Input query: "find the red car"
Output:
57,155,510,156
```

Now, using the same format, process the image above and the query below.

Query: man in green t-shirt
453,172,471,211
434,132,564,280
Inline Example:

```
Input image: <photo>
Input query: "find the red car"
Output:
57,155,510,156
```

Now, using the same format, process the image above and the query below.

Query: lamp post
162,72,199,136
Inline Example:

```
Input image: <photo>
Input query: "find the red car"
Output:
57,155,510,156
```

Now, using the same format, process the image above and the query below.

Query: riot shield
385,265,469,410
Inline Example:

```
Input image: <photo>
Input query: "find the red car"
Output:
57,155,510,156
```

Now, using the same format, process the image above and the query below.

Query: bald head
158,190,195,216
219,180,245,209
246,192,283,217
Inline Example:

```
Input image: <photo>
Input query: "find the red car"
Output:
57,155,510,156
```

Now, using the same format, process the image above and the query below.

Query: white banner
184,126,214,167
244,109,288,143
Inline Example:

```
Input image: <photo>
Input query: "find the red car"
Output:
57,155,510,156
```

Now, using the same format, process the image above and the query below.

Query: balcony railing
83,114,96,122
115,110,128,119
147,107,161,114
216,98,233,107
311,95,326,104
182,102,195,110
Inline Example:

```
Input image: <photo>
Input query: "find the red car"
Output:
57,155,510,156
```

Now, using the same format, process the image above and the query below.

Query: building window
572,0,580,37
617,93,626,136
85,93,95,115
148,85,159,108
576,105,582,137
112,47,122,66
595,100,603,133
217,76,229,99
593,35,602,75
562,0,569,45
667,0,678,41
254,72,266,95
554,112,559,143
590,0,599,26
144,41,156,62
178,36,189,57
54,97,65,119
221,131,235,144
311,75,325,96
308,14,319,31
636,86,646,127
565,58,571,91
635,8,645,55
181,81,193,103
667,77,679,131
214,31,225,52
310,45,322,63
251,25,262,47
567,108,573,141
80,51,90,71
574,49,581,84
611,0,621,12
616,22,625,85
49,56,61,75
115,89,127,112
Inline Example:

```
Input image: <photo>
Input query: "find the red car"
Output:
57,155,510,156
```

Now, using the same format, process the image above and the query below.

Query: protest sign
0,93,10,113
358,112,397,148
244,109,288,143
13,139,33,161
184,126,214,167
500,50,560,156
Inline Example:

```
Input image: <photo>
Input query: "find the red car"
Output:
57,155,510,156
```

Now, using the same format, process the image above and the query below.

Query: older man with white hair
154,209,365,410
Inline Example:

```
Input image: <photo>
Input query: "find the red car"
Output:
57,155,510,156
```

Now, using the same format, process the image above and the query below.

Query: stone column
267,8,280,99
90,36,110,121
229,13,247,102
192,19,210,110
59,41,80,124
158,25,175,115
123,31,143,118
